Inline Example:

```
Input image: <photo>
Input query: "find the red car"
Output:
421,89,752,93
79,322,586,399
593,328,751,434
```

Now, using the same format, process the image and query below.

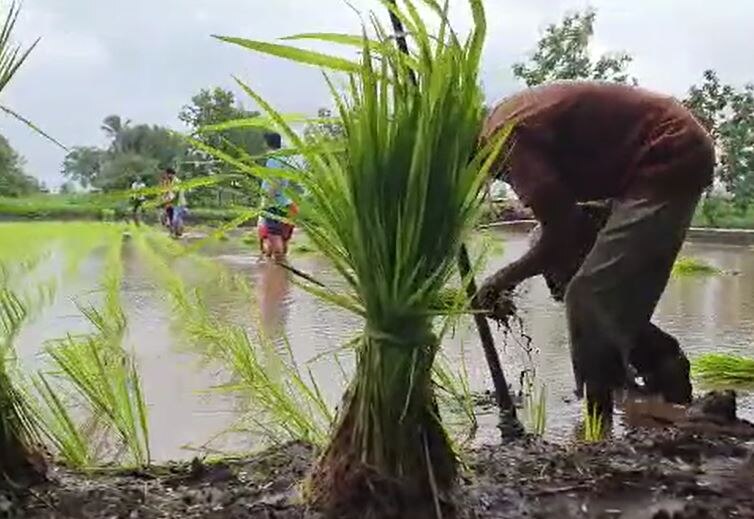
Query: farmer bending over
476,82,715,419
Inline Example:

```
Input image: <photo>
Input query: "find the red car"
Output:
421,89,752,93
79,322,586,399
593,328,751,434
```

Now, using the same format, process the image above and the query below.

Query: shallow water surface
17,228,754,460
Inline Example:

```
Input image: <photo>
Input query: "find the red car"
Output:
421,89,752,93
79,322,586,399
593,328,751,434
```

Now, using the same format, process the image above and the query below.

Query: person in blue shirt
258,132,297,260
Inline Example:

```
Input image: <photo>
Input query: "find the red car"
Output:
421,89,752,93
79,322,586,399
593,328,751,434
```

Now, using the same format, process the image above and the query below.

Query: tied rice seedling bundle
208,0,509,513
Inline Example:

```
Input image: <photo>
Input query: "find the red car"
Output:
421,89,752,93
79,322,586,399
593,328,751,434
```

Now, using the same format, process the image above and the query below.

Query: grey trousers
565,190,702,399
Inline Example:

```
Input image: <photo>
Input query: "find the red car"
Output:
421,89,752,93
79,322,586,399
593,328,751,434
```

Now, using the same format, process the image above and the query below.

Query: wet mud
8,392,754,518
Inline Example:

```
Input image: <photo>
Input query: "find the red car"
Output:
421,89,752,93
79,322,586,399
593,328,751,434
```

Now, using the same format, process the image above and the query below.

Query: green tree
59,180,76,194
61,146,104,188
114,124,188,171
685,70,754,209
512,9,635,87
62,117,189,192
100,115,131,153
0,134,39,196
179,87,269,206
179,87,267,172
97,152,159,191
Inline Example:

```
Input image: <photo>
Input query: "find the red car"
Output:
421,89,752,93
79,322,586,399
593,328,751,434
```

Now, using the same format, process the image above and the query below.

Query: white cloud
2,0,753,187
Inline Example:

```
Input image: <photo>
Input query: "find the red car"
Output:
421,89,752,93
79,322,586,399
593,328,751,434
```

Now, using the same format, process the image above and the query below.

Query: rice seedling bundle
209,0,508,513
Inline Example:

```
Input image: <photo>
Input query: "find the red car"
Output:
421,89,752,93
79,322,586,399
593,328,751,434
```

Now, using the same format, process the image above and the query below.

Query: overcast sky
2,0,753,188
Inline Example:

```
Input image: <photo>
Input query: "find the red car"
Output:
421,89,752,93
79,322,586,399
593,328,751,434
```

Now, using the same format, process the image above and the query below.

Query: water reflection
14,230,754,460
256,262,291,339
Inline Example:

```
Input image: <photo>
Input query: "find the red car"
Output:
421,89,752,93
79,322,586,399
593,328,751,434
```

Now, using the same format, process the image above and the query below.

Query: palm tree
101,115,132,153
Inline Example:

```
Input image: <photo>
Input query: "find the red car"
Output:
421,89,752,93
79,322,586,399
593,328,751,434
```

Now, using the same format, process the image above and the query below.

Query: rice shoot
212,0,507,512
692,353,754,389
583,401,606,443
672,256,720,276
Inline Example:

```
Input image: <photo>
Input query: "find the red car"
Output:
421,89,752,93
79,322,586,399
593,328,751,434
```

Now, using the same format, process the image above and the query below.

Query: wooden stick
385,0,519,425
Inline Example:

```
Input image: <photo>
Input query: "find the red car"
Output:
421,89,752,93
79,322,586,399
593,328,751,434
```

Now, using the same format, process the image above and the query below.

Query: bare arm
476,134,595,311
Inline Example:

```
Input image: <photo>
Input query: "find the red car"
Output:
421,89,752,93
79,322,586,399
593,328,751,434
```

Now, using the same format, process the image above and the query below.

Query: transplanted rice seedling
582,401,606,443
692,353,754,389
521,373,547,438
0,288,46,480
44,334,150,467
31,372,93,468
39,230,151,468
132,227,331,447
209,0,509,512
0,224,121,472
672,256,720,276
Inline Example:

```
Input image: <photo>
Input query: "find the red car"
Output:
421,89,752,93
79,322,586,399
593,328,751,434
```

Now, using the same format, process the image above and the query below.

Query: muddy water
473,231,754,443
15,229,754,461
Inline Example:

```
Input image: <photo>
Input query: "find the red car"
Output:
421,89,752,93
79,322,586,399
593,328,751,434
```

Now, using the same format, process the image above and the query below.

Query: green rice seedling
521,372,547,437
31,373,92,468
45,335,150,467
41,232,150,468
582,401,606,443
433,350,477,445
143,227,249,297
692,353,754,389
210,0,509,511
0,288,45,479
289,239,317,255
132,226,330,445
672,256,720,276
59,223,123,279
210,322,332,446
474,229,505,258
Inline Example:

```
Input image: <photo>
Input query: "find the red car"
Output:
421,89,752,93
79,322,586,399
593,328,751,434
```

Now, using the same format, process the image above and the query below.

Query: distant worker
159,169,174,229
475,81,715,420
257,132,297,261
161,168,188,238
130,177,147,226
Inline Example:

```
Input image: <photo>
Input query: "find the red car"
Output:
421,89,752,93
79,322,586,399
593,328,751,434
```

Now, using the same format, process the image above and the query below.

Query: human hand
474,271,518,323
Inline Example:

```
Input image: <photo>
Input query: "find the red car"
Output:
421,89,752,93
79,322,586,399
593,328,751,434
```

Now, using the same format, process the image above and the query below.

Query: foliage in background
0,193,251,224
512,8,636,87
0,133,40,196
60,87,272,207
684,70,754,211
511,9,754,225
303,107,345,142
62,116,189,191
692,196,754,229
179,87,271,207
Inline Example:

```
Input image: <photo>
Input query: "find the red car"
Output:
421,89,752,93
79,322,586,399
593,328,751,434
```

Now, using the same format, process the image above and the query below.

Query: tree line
1,8,752,215
57,87,271,207
510,9,754,217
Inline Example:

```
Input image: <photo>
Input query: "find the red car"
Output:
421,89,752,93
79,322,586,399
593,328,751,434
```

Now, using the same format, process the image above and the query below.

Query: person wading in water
475,81,715,420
